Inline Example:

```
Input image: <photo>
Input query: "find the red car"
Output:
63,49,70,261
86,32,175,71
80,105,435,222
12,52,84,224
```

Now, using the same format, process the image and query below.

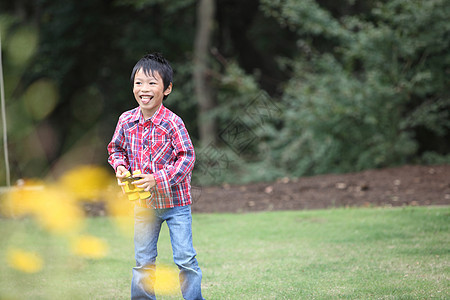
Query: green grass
0,206,449,299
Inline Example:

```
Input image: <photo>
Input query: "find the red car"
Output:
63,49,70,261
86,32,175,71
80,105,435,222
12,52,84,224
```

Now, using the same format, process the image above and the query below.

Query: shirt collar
151,104,165,125
132,105,165,125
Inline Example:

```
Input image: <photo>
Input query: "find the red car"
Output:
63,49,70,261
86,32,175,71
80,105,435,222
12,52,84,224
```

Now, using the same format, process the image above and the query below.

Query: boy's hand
132,173,156,192
115,165,128,190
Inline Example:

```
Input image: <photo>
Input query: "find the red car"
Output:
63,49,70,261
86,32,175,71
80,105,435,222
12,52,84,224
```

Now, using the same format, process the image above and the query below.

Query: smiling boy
107,53,204,300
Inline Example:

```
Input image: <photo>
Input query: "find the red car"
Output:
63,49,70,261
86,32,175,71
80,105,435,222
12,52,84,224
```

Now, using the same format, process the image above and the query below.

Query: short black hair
130,53,173,100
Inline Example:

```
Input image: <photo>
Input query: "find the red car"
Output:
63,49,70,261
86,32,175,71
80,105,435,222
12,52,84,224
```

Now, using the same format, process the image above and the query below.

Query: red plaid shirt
107,104,195,208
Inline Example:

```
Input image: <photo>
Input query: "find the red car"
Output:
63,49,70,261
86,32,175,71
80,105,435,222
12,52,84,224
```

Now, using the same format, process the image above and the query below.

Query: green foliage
0,0,198,182
213,62,261,127
420,151,450,165
1,0,448,185
192,62,263,185
263,0,450,177
193,62,288,185
274,55,417,175
260,0,344,38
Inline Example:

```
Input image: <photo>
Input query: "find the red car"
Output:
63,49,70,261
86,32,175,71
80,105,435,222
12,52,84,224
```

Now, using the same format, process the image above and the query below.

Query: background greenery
1,206,448,299
0,0,449,186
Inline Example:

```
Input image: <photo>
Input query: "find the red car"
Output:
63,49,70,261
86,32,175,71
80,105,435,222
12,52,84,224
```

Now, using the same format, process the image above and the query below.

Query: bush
263,0,450,177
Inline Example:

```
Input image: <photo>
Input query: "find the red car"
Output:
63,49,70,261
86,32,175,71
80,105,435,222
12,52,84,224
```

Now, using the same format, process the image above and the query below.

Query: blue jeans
131,205,204,300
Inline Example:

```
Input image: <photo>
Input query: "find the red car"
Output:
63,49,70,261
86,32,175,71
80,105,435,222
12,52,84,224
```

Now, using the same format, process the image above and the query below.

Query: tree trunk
194,0,216,145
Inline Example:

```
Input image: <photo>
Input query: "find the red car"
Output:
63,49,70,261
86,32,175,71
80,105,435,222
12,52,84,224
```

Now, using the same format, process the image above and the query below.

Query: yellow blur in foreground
2,165,128,235
1,164,140,275
3,179,45,216
142,264,180,296
59,165,113,201
6,248,44,273
105,187,137,236
5,182,84,234
72,235,108,259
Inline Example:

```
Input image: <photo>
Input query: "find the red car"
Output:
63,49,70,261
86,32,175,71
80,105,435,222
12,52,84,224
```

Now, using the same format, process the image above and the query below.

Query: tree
194,0,216,145
262,0,450,176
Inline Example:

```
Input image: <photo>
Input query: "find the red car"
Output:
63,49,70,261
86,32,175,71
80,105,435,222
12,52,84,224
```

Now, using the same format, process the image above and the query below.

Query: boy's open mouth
140,95,153,104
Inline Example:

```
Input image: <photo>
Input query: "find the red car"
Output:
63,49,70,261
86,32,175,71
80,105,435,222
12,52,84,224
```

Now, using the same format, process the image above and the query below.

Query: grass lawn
0,206,448,299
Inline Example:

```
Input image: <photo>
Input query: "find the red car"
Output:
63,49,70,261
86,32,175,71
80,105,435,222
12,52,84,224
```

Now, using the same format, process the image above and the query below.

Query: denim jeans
131,205,204,300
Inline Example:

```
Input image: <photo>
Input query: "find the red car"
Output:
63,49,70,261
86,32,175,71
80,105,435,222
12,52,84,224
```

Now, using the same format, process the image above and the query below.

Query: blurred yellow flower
2,181,84,234
6,248,43,273
3,179,45,217
142,264,179,296
33,186,84,234
59,165,114,202
72,235,108,259
105,190,135,218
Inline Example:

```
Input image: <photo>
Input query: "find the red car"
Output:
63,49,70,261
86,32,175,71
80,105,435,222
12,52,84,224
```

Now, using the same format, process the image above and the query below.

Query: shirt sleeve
152,120,195,194
107,117,130,171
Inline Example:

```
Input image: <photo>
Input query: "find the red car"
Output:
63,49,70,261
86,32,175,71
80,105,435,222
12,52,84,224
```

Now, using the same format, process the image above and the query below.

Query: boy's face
133,68,172,119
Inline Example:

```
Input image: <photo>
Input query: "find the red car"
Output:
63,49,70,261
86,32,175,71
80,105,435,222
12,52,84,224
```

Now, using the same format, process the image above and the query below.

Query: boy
107,53,204,300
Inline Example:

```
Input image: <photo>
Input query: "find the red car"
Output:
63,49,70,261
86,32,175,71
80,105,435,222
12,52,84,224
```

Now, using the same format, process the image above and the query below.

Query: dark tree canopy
0,0,448,185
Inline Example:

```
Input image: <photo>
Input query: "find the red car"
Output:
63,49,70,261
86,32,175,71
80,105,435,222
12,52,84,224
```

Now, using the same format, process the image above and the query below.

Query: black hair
130,53,173,100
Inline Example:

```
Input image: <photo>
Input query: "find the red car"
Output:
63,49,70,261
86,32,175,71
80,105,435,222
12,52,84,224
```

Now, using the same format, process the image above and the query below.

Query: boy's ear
164,83,173,96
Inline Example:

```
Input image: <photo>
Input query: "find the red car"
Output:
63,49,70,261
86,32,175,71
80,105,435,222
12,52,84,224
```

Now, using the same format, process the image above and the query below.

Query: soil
190,165,450,213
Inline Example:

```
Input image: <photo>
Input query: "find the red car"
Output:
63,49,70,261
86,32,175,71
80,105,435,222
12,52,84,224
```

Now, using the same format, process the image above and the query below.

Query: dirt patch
191,165,450,213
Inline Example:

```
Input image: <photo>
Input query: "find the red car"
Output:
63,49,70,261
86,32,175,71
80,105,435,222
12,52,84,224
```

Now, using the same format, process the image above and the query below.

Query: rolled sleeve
107,118,130,171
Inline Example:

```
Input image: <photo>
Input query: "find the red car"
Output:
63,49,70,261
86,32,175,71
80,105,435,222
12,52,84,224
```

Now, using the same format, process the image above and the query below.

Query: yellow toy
121,170,151,201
